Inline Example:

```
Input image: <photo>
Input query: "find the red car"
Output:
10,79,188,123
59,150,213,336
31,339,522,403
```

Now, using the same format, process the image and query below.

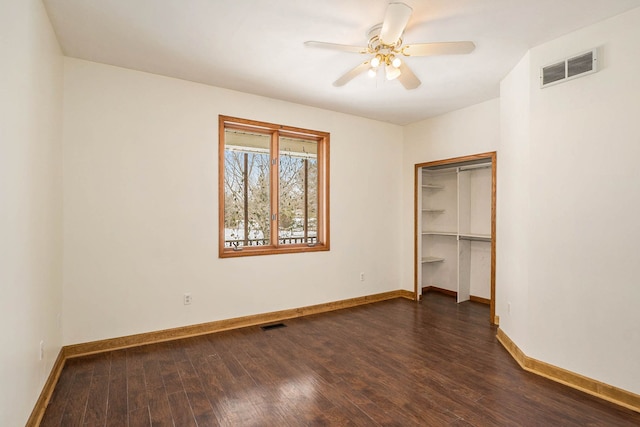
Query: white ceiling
43,0,640,125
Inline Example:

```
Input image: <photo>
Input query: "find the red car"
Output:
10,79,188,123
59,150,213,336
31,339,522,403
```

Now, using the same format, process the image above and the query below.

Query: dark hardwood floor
40,293,640,426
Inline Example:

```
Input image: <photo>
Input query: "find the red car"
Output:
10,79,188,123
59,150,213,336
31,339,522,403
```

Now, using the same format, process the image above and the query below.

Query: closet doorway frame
414,151,497,325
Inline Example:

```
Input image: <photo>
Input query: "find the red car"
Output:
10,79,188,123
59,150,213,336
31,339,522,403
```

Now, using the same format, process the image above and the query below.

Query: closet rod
459,163,491,171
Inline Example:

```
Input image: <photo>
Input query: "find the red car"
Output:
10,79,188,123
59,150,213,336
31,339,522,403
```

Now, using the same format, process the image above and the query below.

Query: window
219,116,330,257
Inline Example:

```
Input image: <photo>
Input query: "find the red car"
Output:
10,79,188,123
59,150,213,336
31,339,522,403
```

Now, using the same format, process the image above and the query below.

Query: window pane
278,137,318,245
224,130,271,248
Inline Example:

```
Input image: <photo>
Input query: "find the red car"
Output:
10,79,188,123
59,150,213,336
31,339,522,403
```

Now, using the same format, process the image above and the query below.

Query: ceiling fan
304,2,475,89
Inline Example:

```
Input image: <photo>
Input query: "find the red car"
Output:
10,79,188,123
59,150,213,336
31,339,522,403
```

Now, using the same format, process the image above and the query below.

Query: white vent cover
540,49,598,88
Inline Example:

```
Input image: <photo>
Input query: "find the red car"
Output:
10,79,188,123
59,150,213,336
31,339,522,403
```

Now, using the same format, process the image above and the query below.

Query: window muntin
219,116,329,257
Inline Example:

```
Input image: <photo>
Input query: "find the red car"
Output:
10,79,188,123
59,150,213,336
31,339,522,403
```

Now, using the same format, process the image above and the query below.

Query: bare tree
224,149,317,246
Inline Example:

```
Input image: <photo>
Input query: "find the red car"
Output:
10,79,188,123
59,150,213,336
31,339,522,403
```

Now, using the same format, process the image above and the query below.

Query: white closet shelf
459,233,491,242
422,256,445,263
422,184,444,189
422,231,458,236
422,209,445,213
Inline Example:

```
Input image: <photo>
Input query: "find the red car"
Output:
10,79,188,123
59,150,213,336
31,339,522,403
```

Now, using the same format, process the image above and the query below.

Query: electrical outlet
39,340,44,361
184,293,192,305
507,302,511,314
359,272,365,281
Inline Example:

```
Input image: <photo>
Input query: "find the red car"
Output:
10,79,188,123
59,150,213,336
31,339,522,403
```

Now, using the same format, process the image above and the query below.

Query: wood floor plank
81,372,110,426
128,406,151,427
127,374,148,413
159,360,182,397
175,361,216,421
146,387,173,427
42,294,640,426
81,352,113,426
142,359,164,392
166,391,197,427
53,358,99,426
104,377,127,427
39,359,77,427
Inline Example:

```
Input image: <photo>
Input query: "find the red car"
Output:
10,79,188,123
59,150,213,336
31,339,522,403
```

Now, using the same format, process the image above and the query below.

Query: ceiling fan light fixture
385,63,401,80
305,2,475,90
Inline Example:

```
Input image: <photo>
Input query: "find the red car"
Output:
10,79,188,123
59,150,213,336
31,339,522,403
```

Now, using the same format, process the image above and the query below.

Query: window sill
219,243,330,258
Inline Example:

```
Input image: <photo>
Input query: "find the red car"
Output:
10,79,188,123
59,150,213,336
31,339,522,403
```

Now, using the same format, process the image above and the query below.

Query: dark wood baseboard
496,328,640,414
422,286,490,304
28,289,414,425
26,349,66,427
470,295,491,305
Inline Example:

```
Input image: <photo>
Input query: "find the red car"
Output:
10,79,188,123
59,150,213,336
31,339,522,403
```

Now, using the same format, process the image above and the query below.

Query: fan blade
304,41,368,54
333,61,371,87
402,41,476,57
397,62,421,90
379,2,413,45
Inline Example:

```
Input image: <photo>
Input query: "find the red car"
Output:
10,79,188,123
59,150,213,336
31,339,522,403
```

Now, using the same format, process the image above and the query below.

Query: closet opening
414,152,497,324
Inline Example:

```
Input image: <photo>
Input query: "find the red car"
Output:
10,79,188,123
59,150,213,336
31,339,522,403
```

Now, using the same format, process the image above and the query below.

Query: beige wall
0,1,63,425
62,58,404,345
497,51,532,355
400,99,500,293
499,6,640,394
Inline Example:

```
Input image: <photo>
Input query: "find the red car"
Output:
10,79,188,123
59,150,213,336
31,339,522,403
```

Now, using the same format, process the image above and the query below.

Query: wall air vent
260,323,287,331
540,48,598,88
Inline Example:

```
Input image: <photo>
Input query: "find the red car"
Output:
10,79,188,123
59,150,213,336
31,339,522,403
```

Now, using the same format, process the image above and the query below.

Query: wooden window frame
218,115,330,258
